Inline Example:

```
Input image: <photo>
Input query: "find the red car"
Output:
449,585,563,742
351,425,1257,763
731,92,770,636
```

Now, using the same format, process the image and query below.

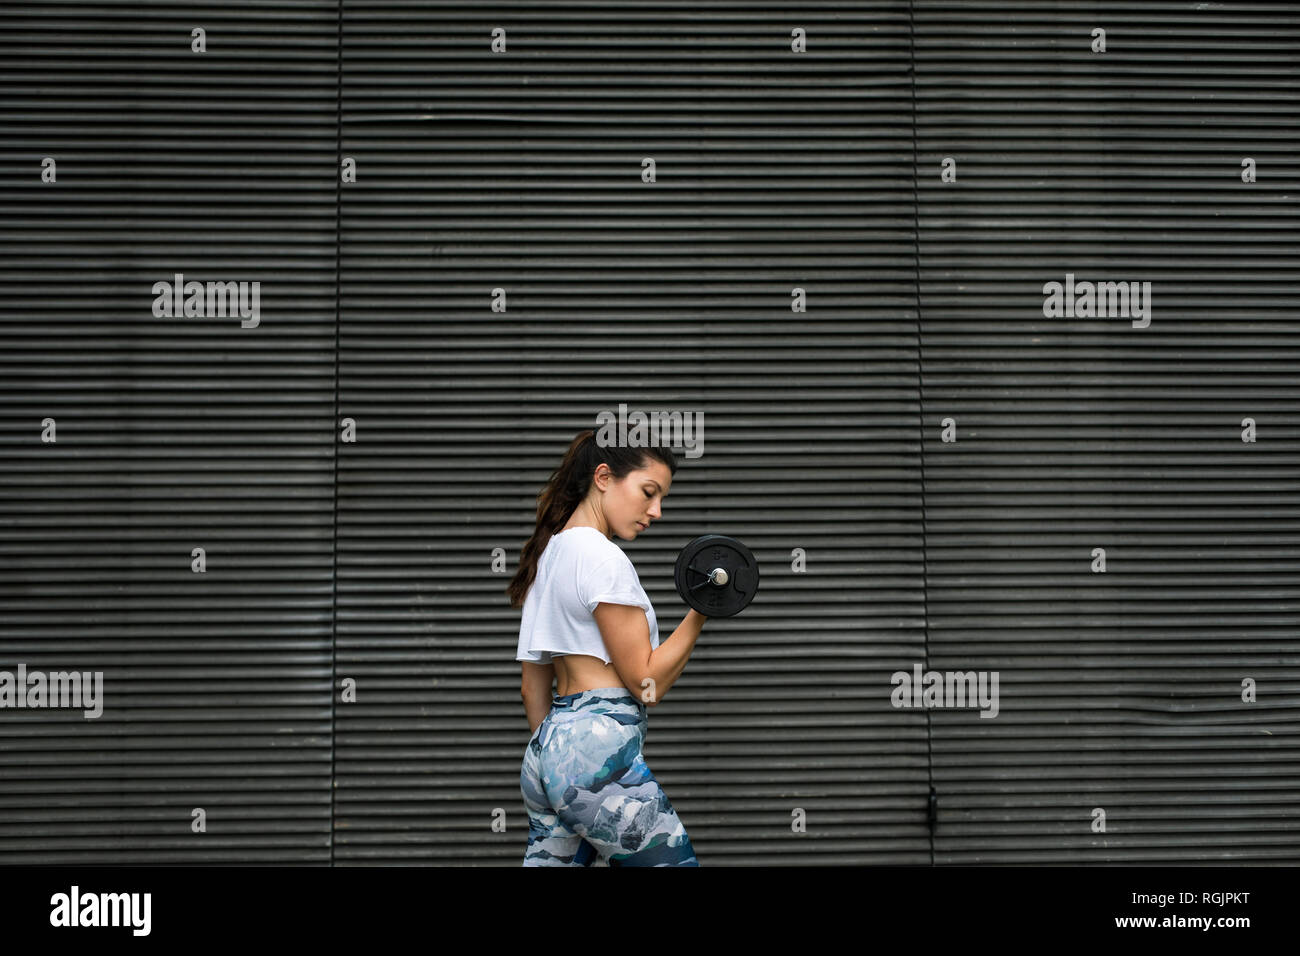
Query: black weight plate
673,534,760,618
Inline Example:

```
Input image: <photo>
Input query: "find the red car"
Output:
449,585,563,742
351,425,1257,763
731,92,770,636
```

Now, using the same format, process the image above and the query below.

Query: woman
507,428,707,866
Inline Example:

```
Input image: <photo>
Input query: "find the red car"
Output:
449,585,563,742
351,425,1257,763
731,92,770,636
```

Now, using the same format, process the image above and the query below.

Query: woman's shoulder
553,527,629,564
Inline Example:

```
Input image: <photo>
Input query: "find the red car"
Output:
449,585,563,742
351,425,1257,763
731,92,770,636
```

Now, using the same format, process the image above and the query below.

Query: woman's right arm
594,605,707,706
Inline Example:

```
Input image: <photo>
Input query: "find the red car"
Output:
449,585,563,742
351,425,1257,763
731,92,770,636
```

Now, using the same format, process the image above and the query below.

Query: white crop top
515,526,660,666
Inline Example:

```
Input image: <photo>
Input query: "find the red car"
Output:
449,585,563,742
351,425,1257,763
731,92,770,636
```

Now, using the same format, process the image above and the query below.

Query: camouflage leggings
521,686,699,866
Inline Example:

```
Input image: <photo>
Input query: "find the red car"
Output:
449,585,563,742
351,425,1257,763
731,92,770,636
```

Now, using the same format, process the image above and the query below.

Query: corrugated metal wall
0,3,340,863
2,2,1296,866
916,3,1300,863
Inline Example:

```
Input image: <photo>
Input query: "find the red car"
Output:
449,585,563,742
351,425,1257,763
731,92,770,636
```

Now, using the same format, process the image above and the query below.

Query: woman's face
596,460,673,540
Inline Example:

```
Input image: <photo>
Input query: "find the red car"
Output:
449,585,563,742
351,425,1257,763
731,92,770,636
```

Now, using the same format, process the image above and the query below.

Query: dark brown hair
506,429,678,609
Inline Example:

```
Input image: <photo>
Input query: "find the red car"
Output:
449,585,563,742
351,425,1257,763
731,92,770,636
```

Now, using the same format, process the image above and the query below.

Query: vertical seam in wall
907,0,935,867
330,0,341,866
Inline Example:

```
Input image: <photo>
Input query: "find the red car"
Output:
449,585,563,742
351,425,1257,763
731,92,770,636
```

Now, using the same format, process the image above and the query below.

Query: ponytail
506,428,677,609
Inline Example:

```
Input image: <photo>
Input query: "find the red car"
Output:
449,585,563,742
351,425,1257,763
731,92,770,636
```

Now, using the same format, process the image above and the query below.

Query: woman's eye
644,490,653,498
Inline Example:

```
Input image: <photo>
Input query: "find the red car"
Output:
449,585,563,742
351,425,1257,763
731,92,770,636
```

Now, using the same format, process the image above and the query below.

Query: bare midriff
553,653,631,698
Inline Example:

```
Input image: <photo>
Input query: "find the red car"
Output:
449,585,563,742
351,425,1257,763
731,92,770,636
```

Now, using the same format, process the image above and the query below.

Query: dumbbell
673,534,759,617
